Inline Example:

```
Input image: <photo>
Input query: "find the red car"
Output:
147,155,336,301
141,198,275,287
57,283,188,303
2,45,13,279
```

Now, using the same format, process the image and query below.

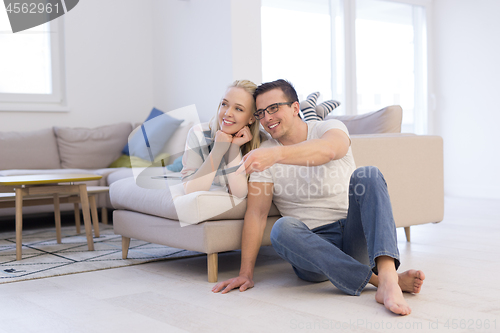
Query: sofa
0,122,133,219
109,105,445,283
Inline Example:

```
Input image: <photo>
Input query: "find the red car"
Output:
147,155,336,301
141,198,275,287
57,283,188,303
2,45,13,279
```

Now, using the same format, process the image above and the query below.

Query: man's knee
350,166,385,187
270,217,304,245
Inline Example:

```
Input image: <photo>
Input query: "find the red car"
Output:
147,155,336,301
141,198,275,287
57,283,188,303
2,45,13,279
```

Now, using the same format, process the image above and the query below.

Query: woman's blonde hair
209,79,261,156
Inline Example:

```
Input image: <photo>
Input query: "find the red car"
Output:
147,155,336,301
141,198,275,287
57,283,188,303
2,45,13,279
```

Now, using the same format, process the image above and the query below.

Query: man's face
255,89,296,140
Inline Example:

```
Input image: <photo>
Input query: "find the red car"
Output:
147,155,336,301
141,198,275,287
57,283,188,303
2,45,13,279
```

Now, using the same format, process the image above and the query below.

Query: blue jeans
270,166,400,296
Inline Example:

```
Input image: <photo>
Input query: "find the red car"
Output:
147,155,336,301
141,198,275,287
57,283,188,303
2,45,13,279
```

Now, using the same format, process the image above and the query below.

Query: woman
181,80,262,199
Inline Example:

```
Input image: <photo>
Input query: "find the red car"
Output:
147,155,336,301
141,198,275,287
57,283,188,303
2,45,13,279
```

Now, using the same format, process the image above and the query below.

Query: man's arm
240,128,350,174
212,181,274,293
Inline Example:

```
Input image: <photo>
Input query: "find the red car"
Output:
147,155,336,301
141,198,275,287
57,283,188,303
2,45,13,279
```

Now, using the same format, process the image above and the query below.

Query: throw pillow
0,128,61,170
316,100,341,120
109,153,170,168
109,155,132,168
54,122,133,169
299,92,321,122
122,107,164,155
166,154,183,172
299,92,340,121
127,112,184,161
325,105,403,134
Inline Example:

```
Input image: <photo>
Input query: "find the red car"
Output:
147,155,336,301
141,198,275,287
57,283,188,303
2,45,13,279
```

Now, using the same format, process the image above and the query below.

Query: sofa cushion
0,128,60,170
325,105,402,134
122,107,164,155
109,153,170,168
54,123,132,169
106,168,134,185
110,177,280,225
127,113,183,161
166,155,183,172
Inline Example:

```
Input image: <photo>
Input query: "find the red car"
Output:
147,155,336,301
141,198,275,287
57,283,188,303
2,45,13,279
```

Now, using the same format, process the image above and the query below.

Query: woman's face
218,87,255,135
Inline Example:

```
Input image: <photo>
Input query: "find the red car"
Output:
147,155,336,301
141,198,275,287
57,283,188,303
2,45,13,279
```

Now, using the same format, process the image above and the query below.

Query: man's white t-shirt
249,120,356,230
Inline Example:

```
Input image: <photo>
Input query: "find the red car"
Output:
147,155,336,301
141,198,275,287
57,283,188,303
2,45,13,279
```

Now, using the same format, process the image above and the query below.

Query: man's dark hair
254,79,299,104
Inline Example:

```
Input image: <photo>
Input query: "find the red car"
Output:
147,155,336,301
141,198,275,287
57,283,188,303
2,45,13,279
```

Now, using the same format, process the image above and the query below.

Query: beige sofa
110,106,444,282
0,123,136,218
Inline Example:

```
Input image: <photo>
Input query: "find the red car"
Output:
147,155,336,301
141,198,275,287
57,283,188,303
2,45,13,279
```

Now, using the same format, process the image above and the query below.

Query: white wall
230,0,263,85
0,0,155,132
151,0,262,123
150,0,232,123
0,0,263,130
433,0,500,199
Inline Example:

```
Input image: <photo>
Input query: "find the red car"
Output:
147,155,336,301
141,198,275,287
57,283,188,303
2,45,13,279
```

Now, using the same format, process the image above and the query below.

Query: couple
180,79,425,316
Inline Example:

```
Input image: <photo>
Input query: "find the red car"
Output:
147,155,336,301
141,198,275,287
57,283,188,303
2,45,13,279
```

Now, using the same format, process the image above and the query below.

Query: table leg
54,193,62,243
15,188,24,261
78,184,94,251
101,207,108,225
74,203,81,234
89,195,100,238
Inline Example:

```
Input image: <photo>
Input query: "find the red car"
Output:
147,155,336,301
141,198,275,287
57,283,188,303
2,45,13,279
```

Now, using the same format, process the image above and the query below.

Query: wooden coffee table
0,174,103,260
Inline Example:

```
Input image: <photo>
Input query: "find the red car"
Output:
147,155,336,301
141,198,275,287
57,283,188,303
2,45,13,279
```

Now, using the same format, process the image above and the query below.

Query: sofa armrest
350,134,444,228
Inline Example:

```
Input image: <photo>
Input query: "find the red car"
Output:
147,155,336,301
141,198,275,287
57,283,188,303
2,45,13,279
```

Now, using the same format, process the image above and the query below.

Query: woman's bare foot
398,269,425,294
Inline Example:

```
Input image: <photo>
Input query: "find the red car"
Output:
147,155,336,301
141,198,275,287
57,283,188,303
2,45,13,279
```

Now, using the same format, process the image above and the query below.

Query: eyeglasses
254,102,293,120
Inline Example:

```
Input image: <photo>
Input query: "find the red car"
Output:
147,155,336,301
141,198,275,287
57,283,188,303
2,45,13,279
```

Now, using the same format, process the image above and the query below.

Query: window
261,0,430,133
0,9,66,111
355,0,427,133
261,0,334,103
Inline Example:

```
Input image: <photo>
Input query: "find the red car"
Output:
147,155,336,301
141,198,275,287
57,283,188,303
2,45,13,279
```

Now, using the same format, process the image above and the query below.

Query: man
212,79,425,316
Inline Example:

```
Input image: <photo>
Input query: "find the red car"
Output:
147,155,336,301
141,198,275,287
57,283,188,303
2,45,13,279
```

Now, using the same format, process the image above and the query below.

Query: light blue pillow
166,154,183,172
128,113,184,161
122,107,164,155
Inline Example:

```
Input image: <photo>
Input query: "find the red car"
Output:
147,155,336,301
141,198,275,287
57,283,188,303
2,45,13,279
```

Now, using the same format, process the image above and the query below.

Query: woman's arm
225,144,248,198
224,126,253,198
183,130,232,194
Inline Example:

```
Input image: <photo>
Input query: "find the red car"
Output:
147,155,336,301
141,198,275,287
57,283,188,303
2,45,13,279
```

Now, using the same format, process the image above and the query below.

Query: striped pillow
299,92,340,121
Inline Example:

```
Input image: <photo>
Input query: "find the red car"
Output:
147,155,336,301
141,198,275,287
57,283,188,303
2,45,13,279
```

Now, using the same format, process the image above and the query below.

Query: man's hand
231,126,253,147
237,147,280,175
211,275,254,294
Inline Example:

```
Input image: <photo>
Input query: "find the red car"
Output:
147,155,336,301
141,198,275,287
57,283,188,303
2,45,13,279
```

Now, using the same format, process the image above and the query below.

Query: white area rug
0,224,202,284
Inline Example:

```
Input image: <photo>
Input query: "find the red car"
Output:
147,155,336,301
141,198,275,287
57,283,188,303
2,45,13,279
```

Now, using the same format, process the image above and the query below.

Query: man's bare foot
369,269,426,294
398,269,425,294
374,257,414,315
375,274,412,316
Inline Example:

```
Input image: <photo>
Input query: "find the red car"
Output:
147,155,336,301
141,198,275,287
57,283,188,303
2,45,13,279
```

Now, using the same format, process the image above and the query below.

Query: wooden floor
0,196,499,333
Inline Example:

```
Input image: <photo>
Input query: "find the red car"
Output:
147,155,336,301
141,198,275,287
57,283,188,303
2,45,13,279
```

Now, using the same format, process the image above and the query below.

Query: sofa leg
207,253,218,283
404,227,411,242
122,237,131,259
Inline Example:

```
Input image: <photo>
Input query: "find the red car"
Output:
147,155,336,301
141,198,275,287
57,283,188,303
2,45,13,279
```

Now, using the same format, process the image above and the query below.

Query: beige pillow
0,128,61,170
54,123,133,169
325,105,402,134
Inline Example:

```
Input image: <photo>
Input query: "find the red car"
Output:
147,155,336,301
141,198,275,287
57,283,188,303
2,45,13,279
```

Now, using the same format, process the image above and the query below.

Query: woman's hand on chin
231,126,253,147
213,130,233,153
215,130,233,143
